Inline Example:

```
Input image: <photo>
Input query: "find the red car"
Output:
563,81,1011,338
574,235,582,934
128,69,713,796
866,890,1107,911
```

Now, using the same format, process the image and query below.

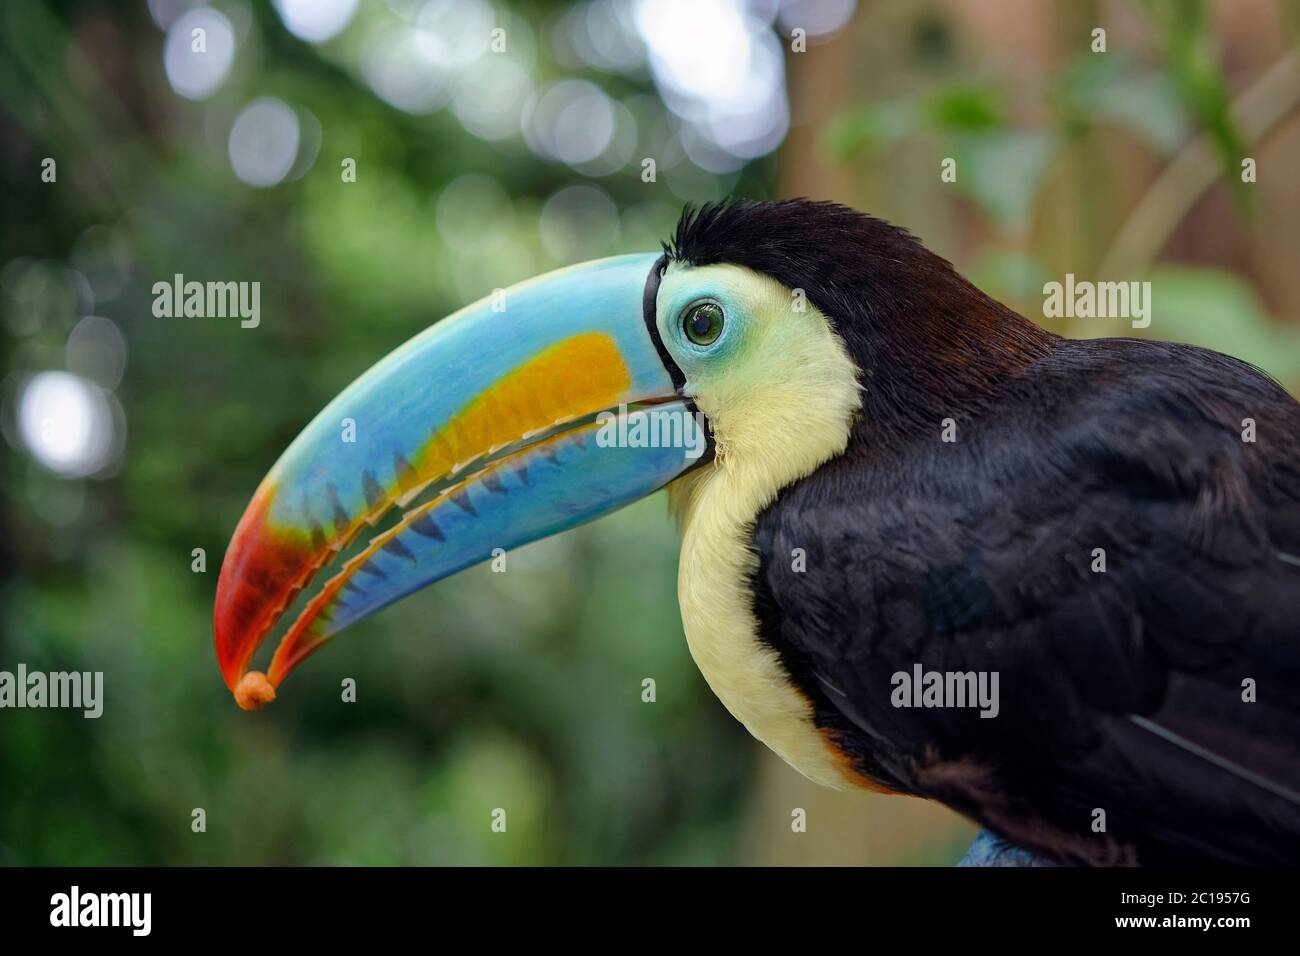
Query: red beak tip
233,671,277,711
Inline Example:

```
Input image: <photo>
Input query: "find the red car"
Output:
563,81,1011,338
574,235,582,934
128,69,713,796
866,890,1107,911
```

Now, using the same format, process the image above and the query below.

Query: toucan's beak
215,253,705,709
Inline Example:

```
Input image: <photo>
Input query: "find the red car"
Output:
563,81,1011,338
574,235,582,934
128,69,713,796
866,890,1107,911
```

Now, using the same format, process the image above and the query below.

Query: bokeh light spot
164,7,236,100
228,97,301,188
273,0,358,44
66,316,128,391
17,371,117,478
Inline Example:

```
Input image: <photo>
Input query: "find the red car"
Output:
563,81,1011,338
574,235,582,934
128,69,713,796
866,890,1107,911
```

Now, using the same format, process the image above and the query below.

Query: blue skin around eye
658,282,744,360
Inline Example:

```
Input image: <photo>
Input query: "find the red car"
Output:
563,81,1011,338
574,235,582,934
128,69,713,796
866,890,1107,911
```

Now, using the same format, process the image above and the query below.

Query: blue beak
214,253,706,709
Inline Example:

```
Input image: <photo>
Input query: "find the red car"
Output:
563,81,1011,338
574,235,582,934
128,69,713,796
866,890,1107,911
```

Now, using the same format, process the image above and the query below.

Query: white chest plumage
674,467,860,791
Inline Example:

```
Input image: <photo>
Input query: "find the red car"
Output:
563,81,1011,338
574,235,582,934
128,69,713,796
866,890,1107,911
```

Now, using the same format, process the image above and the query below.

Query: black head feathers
662,198,1053,443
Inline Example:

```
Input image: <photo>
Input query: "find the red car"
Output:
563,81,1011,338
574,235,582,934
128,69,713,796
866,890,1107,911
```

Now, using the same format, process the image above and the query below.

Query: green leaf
822,98,920,161
923,84,1007,131
1053,53,1189,154
953,129,1058,234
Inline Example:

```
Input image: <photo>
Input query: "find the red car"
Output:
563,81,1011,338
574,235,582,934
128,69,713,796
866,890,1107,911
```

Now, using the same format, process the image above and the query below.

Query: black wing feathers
751,337,1300,864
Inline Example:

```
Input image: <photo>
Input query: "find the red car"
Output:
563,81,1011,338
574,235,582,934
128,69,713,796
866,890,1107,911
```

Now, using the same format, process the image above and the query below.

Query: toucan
214,199,1300,866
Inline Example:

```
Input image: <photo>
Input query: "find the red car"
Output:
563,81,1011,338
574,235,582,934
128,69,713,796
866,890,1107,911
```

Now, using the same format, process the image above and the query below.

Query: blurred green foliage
1145,0,1250,204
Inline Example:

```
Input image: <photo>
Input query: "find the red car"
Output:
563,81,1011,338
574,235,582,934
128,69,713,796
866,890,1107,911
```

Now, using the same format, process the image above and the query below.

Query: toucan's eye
683,302,724,346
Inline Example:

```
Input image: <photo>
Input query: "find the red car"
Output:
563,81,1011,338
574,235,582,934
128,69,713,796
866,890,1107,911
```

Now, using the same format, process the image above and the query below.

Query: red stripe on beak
214,482,322,708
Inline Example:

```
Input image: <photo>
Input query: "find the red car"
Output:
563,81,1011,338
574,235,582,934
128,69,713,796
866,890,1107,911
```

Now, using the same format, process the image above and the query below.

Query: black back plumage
669,199,1300,865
